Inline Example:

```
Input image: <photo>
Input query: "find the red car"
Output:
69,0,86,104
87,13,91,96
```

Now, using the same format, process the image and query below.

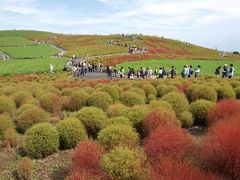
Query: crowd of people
57,59,236,80
106,40,149,54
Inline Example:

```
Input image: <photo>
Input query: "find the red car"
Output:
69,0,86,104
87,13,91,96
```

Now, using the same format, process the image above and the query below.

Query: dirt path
0,51,10,60
51,44,67,57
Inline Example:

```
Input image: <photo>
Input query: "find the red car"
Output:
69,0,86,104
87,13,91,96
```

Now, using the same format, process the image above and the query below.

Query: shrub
179,111,193,127
66,169,108,180
106,103,129,118
4,129,18,147
38,93,61,114
0,96,15,115
102,116,131,129
156,85,178,98
191,86,217,102
66,90,90,112
57,118,88,149
234,87,240,99
208,99,240,125
143,108,180,137
148,100,173,112
25,123,59,159
217,85,235,100
190,100,214,125
144,126,193,160
161,92,189,117
150,156,218,180
147,94,156,103
128,87,146,96
0,113,14,140
125,105,150,133
16,106,49,133
119,91,145,107
14,91,32,108
142,84,157,97
17,104,39,116
101,146,146,180
17,157,32,180
199,119,240,179
186,84,202,102
87,92,113,111
76,107,107,138
100,85,119,102
98,124,139,150
72,140,105,171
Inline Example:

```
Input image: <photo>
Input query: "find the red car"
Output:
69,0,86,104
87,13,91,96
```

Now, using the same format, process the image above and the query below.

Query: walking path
0,52,10,61
51,44,67,57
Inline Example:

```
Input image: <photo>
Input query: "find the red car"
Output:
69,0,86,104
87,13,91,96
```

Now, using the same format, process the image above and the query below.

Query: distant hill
1,30,239,65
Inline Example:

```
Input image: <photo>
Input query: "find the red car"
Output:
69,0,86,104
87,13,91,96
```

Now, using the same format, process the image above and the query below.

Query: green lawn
117,59,240,76
0,37,37,47
0,58,69,76
0,44,60,59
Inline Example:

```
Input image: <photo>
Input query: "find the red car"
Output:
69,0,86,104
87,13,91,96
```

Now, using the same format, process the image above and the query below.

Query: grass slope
0,37,37,47
118,59,240,76
0,58,68,76
0,44,60,59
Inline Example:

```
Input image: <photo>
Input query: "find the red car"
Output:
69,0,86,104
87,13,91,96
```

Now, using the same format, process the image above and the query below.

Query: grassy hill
0,30,240,76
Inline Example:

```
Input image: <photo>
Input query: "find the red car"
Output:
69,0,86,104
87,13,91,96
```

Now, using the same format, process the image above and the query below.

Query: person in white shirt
49,64,54,73
195,65,201,78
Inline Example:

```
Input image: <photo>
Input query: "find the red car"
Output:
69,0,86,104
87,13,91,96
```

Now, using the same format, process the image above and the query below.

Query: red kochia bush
150,156,219,180
71,140,106,172
208,99,240,125
144,126,193,160
66,169,109,180
199,119,240,179
142,109,180,137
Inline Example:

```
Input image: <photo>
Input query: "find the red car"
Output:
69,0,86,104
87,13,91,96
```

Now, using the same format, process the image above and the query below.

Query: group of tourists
71,60,104,77
106,40,148,54
215,64,235,78
58,58,236,80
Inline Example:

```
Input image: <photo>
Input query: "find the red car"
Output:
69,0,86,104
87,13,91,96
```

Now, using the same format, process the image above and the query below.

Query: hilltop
1,30,239,65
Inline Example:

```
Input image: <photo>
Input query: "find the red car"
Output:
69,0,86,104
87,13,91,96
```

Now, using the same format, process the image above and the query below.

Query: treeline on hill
0,73,240,179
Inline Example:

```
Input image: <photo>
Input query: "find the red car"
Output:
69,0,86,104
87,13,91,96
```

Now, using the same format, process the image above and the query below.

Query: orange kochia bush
142,108,180,137
208,99,240,125
150,156,219,180
68,140,108,180
198,118,240,179
144,126,194,160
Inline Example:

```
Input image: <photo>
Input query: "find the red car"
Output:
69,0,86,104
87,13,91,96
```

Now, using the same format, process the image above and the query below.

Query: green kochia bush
106,103,129,118
217,86,235,100
142,84,157,97
25,123,59,159
102,116,132,129
125,105,150,133
190,100,215,125
67,90,90,112
179,111,193,128
97,124,139,150
57,118,88,149
156,85,178,98
0,96,15,115
191,86,217,102
234,87,240,99
119,91,145,107
100,85,120,102
14,91,32,108
87,91,113,111
16,106,49,133
76,107,107,138
0,113,14,140
161,92,189,117
101,146,146,180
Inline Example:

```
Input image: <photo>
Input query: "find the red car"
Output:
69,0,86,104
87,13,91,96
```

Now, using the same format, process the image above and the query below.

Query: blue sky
0,0,239,51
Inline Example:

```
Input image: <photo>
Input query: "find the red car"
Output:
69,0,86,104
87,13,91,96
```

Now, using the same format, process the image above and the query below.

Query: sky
0,0,239,51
